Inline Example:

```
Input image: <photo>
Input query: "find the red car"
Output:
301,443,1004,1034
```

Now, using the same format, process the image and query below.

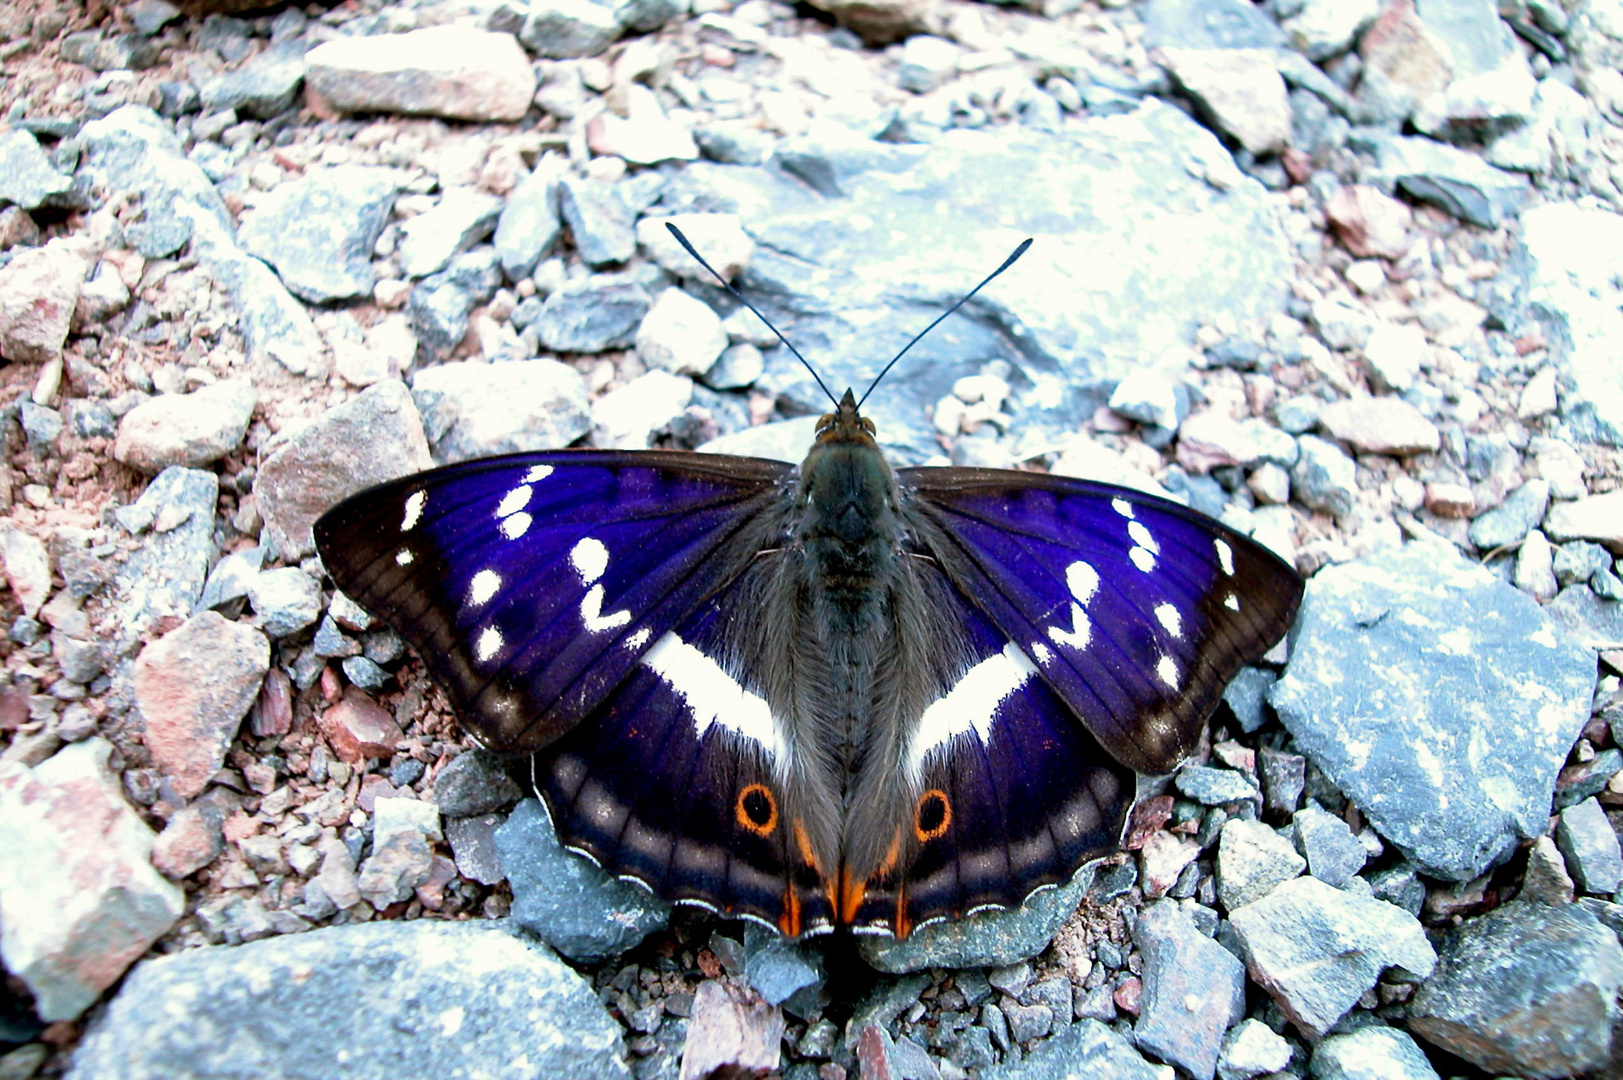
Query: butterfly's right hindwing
313,450,794,755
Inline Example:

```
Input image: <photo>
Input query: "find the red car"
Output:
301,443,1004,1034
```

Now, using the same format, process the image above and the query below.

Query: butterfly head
815,388,879,449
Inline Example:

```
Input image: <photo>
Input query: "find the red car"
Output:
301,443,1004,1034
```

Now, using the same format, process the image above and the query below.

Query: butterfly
313,229,1304,938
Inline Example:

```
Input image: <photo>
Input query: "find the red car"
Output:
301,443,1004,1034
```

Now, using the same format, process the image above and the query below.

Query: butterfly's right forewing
313,450,795,755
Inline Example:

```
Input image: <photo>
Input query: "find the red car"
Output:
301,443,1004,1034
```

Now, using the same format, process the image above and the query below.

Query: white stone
636,288,727,376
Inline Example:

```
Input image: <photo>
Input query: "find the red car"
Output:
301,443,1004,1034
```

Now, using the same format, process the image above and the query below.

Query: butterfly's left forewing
313,450,795,754
899,468,1304,776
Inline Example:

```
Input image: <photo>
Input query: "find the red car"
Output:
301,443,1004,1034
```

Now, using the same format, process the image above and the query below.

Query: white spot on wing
1215,538,1235,576
523,464,554,483
496,484,533,518
1224,593,1240,611
1156,654,1179,689
1128,520,1159,554
1066,560,1099,604
641,632,784,761
570,537,609,584
1130,547,1156,573
1031,641,1053,665
625,627,651,650
468,569,501,607
580,584,631,633
475,625,503,663
1155,603,1183,638
396,549,414,566
909,642,1038,774
1112,497,1135,519
1048,603,1091,650
499,512,532,540
401,490,426,532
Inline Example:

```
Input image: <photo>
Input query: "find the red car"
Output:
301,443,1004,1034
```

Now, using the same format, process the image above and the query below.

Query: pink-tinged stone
0,739,185,1021
151,802,226,878
1156,48,1291,155
1139,830,1200,900
1324,185,1414,260
304,27,535,123
1317,397,1441,456
1176,410,1259,474
113,379,258,474
1544,490,1623,552
1425,482,1475,518
1112,976,1143,1017
1357,0,1453,123
320,687,404,764
0,524,52,616
680,981,784,1080
586,86,699,165
0,237,89,363
135,611,271,800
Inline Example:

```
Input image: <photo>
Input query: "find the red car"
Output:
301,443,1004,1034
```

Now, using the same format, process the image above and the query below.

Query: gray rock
636,287,727,376
614,0,688,33
1217,1018,1292,1080
246,567,322,639
61,30,160,71
743,923,824,1008
1176,764,1261,807
533,278,651,352
0,241,88,365
1367,861,1426,916
1291,434,1358,516
662,102,1289,460
445,814,506,885
1109,369,1188,431
113,379,257,474
1257,745,1305,817
1544,585,1623,653
981,1020,1163,1080
433,749,524,817
1356,131,1530,227
237,166,405,304
1556,797,1623,895
196,545,264,612
1133,901,1244,1080
559,176,636,266
1141,0,1285,48
254,380,434,560
109,467,220,656
1229,875,1435,1038
1292,805,1367,888
520,0,621,59
1409,900,1623,1078
1468,478,1550,550
1217,817,1305,912
0,130,75,210
1553,540,1613,586
0,739,185,1022
591,369,691,449
1520,203,1623,446
495,799,669,963
199,39,306,120
65,921,629,1080
399,189,504,279
411,358,591,464
408,247,504,360
704,343,765,390
1271,542,1595,882
128,0,181,36
1223,666,1277,734
495,166,562,280
1310,1025,1438,1080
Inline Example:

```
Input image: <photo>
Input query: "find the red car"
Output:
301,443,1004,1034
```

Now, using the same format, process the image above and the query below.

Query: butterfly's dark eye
914,789,951,841
736,783,779,836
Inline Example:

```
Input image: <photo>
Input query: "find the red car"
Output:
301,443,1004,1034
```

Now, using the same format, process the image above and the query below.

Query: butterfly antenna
856,238,1033,410
665,223,839,408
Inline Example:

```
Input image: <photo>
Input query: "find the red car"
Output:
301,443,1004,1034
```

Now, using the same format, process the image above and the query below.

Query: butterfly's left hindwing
313,451,794,755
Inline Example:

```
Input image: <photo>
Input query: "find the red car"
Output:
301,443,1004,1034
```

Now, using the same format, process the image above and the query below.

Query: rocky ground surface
1,0,1622,1076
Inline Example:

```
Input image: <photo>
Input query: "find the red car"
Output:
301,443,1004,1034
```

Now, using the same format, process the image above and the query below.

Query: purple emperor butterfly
314,230,1303,938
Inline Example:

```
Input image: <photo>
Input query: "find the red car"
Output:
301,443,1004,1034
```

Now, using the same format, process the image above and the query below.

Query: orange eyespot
736,783,779,836
914,789,951,842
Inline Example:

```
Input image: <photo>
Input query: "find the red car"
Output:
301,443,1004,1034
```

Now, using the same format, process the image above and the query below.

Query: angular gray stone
1271,542,1595,881
495,799,669,963
1132,901,1245,1080
1520,203,1623,446
636,287,727,376
254,380,434,560
79,107,324,375
1409,900,1623,1078
1556,797,1623,895
109,467,220,656
411,359,591,464
246,567,322,639
1217,816,1305,912
1175,764,1261,807
1311,1025,1439,1080
520,0,621,59
495,165,562,280
1229,875,1435,1038
981,1019,1163,1080
65,921,630,1080
1468,478,1550,550
1357,131,1530,227
1217,1018,1292,1080
743,923,824,1008
433,749,524,817
0,739,185,1022
1291,434,1358,516
237,166,404,304
199,38,306,119
408,247,504,361
1292,805,1367,888
0,130,74,210
559,177,635,267
1141,0,1285,49
399,188,504,279
533,279,650,353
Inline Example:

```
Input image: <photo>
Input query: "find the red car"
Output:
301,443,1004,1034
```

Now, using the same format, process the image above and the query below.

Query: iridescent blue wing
899,468,1303,776
313,450,794,754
